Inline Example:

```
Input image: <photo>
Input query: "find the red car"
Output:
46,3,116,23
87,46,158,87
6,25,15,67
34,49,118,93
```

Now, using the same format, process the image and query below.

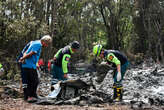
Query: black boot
116,87,123,101
113,84,117,100
113,83,123,102
119,86,123,101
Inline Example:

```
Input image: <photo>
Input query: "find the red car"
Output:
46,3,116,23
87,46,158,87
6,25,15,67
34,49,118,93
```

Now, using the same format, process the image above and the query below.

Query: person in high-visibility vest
50,41,80,90
93,44,129,101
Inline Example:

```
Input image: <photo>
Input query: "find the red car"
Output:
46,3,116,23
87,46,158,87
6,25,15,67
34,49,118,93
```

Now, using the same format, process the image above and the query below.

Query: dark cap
70,41,80,49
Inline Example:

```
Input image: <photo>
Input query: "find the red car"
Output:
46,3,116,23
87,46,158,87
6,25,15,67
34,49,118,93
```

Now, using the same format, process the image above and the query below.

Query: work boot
118,87,123,101
113,83,123,102
115,87,123,101
113,84,117,100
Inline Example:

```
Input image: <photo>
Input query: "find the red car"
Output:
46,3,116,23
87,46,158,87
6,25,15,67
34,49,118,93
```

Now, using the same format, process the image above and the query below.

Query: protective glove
117,72,122,82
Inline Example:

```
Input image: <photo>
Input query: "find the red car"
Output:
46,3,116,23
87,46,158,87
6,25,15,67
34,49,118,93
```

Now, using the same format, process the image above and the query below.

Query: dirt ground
2,97,164,110
1,61,164,110
0,97,133,110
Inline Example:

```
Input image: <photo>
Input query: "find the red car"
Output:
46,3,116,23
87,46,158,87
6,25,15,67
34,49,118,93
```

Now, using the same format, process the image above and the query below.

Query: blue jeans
50,64,67,85
113,61,129,83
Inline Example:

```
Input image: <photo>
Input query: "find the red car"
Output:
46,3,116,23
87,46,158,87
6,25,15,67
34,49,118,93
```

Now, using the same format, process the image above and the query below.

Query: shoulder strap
22,41,32,54
16,41,32,63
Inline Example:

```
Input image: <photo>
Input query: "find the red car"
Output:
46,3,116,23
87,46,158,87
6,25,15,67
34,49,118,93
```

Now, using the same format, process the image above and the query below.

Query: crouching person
50,41,80,91
93,44,129,101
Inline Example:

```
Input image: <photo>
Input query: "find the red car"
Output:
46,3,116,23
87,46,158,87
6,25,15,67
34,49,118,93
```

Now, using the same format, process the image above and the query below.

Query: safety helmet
71,41,80,49
93,44,102,57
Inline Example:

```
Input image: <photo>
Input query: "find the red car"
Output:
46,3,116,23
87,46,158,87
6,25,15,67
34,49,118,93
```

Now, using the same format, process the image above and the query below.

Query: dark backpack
16,41,32,64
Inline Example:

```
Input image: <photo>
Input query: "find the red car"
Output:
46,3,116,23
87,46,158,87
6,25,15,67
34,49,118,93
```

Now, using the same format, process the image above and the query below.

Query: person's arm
19,51,36,62
107,53,121,81
116,64,121,73
107,53,120,69
62,54,71,78
19,43,41,63
53,49,62,60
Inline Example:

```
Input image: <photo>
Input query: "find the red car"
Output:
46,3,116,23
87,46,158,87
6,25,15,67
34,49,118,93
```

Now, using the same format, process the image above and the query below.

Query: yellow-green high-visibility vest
0,64,2,69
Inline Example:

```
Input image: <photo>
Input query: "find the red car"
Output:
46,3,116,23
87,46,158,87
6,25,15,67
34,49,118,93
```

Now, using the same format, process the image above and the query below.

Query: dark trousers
21,68,39,99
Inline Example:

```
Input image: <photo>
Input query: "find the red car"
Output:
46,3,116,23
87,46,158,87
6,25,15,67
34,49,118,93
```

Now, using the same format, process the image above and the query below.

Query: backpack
16,41,32,64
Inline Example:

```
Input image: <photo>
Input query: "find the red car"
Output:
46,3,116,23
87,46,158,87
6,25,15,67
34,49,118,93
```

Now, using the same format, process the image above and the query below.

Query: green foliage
96,30,107,45
1,0,164,79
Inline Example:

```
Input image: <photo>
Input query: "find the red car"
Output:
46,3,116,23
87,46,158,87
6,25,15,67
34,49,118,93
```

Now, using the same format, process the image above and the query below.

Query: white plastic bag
46,82,61,99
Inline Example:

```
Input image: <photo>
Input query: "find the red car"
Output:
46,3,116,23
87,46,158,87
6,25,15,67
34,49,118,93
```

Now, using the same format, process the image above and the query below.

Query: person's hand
63,73,68,79
117,72,121,82
19,57,25,63
53,57,56,61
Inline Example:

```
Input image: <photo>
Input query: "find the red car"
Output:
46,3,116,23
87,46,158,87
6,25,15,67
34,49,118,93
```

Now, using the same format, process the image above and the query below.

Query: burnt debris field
1,60,164,110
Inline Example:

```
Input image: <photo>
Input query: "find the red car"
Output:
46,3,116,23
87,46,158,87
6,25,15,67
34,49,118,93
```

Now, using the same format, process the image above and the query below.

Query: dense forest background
0,0,164,80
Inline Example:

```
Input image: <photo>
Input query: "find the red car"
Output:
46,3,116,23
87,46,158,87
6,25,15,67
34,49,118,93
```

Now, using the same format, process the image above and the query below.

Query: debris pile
1,60,164,109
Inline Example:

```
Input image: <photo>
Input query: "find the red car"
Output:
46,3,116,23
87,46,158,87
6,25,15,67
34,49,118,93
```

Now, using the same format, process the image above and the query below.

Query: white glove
117,72,122,82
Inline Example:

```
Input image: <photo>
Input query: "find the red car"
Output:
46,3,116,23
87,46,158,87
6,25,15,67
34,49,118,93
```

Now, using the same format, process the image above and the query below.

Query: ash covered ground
1,60,164,110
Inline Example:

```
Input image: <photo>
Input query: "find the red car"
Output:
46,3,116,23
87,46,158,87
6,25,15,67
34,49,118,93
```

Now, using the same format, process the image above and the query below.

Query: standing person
93,44,129,101
18,35,52,102
50,41,80,90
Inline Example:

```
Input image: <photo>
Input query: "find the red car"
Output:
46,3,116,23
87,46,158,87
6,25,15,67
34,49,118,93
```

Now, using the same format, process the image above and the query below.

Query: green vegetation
0,0,164,79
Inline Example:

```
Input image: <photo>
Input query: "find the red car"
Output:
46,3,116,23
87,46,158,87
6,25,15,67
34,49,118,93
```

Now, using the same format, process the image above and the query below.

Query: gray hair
41,35,52,43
